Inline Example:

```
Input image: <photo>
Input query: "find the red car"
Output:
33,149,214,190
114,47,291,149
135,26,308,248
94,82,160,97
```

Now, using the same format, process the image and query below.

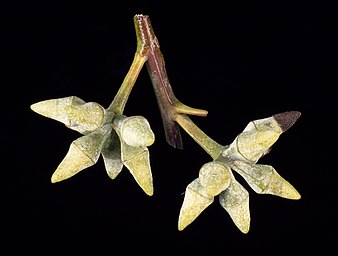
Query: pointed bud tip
51,169,72,183
178,216,189,231
145,189,154,196
178,223,185,231
238,224,250,234
273,111,301,132
30,103,40,113
138,183,154,196
51,175,60,183
30,100,55,118
294,194,301,200
289,190,301,200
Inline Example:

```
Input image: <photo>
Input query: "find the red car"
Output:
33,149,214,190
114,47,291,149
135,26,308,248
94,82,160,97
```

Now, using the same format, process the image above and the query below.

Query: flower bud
178,178,214,231
31,96,105,134
199,161,231,196
120,116,155,147
231,161,301,199
219,178,250,234
101,130,123,180
121,142,153,196
51,127,109,183
234,116,282,162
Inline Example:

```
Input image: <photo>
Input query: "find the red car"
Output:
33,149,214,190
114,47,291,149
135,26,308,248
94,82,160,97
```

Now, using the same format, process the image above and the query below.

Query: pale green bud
219,177,250,234
30,96,105,134
178,178,214,231
234,117,282,162
51,125,110,183
101,130,123,180
231,161,301,199
121,142,153,196
115,115,155,147
199,161,231,196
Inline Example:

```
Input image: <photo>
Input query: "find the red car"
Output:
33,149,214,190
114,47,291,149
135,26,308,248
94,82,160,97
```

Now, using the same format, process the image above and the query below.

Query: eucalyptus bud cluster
178,111,301,233
30,14,302,234
31,96,155,195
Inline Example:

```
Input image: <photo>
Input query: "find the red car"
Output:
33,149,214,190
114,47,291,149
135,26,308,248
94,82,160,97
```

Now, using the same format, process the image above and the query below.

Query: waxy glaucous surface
31,96,155,196
29,14,302,234
178,111,301,233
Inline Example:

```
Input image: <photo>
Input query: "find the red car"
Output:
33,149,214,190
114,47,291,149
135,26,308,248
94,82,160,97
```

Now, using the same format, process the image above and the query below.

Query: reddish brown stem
134,14,207,149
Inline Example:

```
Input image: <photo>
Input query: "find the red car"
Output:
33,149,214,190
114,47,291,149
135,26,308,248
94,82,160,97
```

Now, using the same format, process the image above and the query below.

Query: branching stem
110,14,219,157
108,17,149,114
133,14,208,149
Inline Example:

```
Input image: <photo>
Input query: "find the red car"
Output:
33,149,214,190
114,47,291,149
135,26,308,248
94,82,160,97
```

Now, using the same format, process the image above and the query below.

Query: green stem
108,16,149,114
175,114,224,160
108,54,146,114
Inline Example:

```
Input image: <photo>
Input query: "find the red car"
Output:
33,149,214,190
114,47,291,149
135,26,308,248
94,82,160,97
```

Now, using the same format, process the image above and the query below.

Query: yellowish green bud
178,178,214,231
30,96,105,134
121,142,153,196
234,116,282,162
51,125,110,183
199,161,231,196
120,116,155,147
101,130,124,180
219,177,250,234
231,161,301,199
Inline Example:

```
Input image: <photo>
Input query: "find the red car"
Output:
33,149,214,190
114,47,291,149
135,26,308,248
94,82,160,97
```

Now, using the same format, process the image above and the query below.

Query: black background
3,1,336,253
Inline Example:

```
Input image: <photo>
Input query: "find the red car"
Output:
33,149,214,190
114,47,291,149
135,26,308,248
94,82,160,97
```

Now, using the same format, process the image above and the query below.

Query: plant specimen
30,14,301,233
